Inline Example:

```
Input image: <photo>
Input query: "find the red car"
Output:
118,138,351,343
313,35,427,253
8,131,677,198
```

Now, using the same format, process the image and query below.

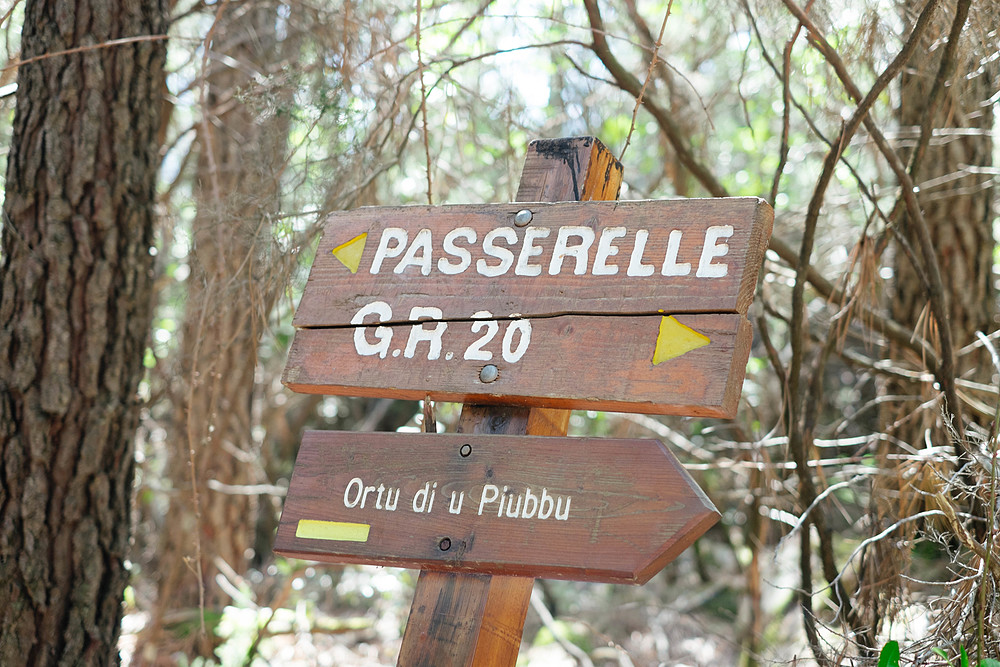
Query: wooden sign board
273,430,720,584
283,197,773,417
294,198,772,326
285,313,750,417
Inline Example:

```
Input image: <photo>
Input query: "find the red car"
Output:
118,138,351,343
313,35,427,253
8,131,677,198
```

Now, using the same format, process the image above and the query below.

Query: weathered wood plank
397,571,491,667
273,431,720,584
515,136,623,203
469,574,534,664
293,197,773,328
396,572,532,667
283,312,752,418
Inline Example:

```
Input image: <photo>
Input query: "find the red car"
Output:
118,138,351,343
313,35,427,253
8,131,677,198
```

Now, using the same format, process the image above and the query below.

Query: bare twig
0,34,169,73
205,480,288,496
0,0,22,34
530,587,596,667
773,0,944,650
618,0,673,162
443,0,494,52
904,0,973,183
829,510,950,590
416,0,433,205
583,0,727,198
768,11,801,205
975,330,1000,657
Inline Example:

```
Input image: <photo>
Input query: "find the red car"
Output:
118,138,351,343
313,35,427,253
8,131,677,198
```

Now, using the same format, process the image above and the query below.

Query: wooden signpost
274,137,773,665
275,431,718,584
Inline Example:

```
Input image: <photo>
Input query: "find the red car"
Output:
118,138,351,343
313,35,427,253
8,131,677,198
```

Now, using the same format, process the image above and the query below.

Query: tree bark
0,1,168,665
135,2,299,660
868,0,997,636
887,0,997,441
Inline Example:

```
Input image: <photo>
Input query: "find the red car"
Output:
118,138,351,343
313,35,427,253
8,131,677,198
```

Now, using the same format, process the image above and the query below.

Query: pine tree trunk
0,1,168,664
135,3,298,660
887,1,996,442
866,0,997,636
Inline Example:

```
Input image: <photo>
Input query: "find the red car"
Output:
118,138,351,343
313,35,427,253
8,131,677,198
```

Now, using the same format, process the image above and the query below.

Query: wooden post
396,137,624,666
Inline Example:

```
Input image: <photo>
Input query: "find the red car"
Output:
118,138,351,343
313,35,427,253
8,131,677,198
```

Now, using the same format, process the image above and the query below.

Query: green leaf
961,647,970,667
878,641,900,667
979,660,1000,667
931,648,952,665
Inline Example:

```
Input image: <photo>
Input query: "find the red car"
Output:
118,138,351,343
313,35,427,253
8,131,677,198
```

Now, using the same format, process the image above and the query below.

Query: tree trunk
887,1,996,441
135,3,299,660
866,0,997,637
0,1,168,665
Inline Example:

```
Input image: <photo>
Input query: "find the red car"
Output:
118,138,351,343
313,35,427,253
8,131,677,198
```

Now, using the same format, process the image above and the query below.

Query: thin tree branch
775,0,943,650
582,0,728,198
905,0,974,182
769,14,801,205
619,0,673,162
415,0,433,205
598,0,939,375
0,34,170,73
198,0,229,204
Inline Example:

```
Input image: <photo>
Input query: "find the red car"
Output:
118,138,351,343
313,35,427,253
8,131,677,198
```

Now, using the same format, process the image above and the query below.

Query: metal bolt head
479,364,499,383
514,209,533,226
439,537,452,551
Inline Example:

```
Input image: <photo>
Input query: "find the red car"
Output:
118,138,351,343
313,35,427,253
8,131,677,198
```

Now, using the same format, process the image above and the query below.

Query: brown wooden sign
283,197,772,417
294,197,772,327
285,312,751,417
273,431,719,584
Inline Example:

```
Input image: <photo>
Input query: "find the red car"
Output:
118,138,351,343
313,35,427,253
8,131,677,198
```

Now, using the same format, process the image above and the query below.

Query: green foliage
532,619,592,653
928,646,1000,667
878,641,900,667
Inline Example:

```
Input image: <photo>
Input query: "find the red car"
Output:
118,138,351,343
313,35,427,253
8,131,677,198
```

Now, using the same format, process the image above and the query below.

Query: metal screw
479,364,499,383
439,537,452,551
514,209,533,226
460,444,472,457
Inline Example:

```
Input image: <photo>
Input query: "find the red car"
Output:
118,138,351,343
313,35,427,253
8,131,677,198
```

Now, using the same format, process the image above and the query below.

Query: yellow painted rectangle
296,519,370,543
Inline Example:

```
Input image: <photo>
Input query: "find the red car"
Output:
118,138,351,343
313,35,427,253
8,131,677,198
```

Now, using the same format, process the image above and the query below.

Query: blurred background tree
1,0,998,665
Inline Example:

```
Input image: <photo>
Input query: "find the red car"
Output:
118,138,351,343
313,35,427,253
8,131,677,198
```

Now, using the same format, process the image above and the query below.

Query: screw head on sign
460,444,472,457
439,538,452,551
514,209,533,226
479,364,499,383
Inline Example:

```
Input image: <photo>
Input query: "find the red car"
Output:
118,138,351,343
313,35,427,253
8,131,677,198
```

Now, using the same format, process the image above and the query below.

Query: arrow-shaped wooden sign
283,197,772,417
273,431,720,584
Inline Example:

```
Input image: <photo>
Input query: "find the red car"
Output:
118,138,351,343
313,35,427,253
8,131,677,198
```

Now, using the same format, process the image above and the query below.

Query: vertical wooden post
396,137,623,667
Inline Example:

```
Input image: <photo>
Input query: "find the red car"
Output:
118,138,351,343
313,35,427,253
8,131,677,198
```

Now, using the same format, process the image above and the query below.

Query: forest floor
117,538,839,666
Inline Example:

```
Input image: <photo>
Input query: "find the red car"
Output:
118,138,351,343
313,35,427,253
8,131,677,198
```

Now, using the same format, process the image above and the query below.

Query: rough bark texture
867,0,997,635
135,3,297,661
0,1,168,665
887,0,997,440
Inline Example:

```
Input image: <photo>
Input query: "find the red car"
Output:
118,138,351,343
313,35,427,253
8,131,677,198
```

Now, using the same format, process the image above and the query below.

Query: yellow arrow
331,232,368,274
653,316,711,365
